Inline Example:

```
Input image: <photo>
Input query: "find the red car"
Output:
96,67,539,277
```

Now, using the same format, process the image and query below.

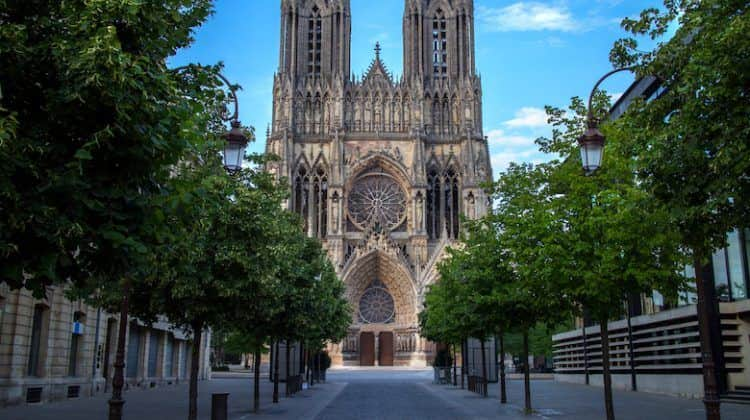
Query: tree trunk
107,280,131,420
188,321,203,420
499,334,507,404
523,331,532,415
253,348,261,413
273,340,280,403
452,344,457,386
480,339,487,398
600,316,615,420
316,351,322,383
460,339,465,389
694,253,721,419
285,341,291,397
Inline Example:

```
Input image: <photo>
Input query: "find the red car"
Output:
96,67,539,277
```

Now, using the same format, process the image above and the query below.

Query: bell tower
278,0,351,80
403,0,475,81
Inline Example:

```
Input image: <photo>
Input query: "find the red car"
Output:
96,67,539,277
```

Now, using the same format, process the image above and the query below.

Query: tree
610,1,750,417
0,2,215,419
492,163,573,414
529,92,686,420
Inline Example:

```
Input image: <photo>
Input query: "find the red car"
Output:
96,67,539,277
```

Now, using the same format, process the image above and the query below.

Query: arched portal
332,250,427,366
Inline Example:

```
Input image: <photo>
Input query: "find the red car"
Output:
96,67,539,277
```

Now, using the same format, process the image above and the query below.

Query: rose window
347,173,407,231
359,285,395,324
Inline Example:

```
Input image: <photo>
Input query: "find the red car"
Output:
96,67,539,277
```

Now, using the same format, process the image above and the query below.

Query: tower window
308,6,322,77
432,10,447,76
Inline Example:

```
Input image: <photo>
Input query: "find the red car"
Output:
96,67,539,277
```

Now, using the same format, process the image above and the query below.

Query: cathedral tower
403,0,475,81
278,0,351,79
267,0,491,367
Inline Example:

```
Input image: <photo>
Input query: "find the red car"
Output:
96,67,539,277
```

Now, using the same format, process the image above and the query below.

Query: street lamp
578,67,633,174
578,122,605,175
223,120,248,172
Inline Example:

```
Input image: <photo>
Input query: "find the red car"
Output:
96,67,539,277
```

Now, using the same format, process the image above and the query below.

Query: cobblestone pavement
1,368,749,419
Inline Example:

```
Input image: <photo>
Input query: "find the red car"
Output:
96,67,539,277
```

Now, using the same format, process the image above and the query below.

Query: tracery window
359,280,395,324
294,165,310,232
426,165,461,240
312,166,328,238
307,6,322,77
293,163,328,238
426,167,441,239
432,10,447,76
348,172,407,231
444,167,460,239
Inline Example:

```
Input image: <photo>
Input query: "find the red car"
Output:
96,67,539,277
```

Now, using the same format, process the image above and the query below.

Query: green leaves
610,0,750,261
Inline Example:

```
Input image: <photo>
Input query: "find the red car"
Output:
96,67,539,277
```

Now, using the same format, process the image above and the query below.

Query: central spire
374,42,381,60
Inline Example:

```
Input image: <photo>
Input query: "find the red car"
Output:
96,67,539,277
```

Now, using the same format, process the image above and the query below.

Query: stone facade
0,283,211,406
266,0,491,366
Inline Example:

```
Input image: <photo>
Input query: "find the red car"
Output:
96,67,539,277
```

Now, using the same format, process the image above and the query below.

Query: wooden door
379,332,394,366
360,332,375,366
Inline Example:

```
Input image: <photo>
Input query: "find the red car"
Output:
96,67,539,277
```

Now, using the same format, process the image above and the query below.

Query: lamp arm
586,67,635,126
170,65,240,124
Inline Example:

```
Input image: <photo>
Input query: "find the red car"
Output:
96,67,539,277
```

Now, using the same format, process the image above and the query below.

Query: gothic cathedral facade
266,0,491,366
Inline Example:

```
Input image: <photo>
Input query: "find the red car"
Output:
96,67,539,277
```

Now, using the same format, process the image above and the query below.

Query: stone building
266,0,491,366
0,283,212,406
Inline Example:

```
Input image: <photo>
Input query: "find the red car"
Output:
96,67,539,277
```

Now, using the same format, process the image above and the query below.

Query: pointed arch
426,160,442,240
293,158,311,232
443,164,461,239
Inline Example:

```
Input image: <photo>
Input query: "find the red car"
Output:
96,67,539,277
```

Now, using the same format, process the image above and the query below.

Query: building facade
0,283,212,406
266,0,491,366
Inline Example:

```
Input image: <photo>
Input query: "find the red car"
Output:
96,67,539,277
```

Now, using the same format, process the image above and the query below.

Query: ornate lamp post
107,67,247,420
579,68,721,420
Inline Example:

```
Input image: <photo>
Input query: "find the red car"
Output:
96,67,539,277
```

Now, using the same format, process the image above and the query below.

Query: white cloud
478,2,578,32
503,107,549,128
486,129,536,147
491,151,543,174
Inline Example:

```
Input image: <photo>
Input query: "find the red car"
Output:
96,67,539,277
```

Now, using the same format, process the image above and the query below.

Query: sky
171,0,662,177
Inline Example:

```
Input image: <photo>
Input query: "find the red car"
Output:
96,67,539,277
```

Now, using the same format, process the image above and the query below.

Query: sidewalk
0,377,345,420
422,378,750,419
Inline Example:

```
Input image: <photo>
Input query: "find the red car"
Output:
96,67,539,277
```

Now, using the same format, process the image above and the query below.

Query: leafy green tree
529,93,686,420
610,1,750,416
1,2,217,419
492,163,573,414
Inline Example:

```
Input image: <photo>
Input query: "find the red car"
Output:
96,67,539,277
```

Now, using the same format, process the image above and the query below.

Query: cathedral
266,0,491,366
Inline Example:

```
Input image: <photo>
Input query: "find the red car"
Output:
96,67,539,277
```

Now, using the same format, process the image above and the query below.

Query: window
27,304,48,377
712,249,730,301
444,167,460,239
165,335,175,377
432,10,447,76
0,296,5,334
126,323,141,378
294,163,328,239
68,311,85,376
307,6,322,77
727,229,747,300
679,265,697,306
148,330,160,377
181,344,191,379
426,166,460,240
426,167,441,239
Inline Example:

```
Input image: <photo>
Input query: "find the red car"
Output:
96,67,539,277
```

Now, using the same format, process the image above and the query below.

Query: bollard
211,393,229,420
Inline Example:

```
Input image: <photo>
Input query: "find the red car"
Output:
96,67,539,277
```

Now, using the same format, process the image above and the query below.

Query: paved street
1,368,749,419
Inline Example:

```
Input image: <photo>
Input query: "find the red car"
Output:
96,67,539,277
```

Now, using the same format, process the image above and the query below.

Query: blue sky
172,0,660,177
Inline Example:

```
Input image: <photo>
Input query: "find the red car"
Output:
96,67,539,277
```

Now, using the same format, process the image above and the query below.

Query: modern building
265,0,491,366
0,283,212,406
552,76,750,401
